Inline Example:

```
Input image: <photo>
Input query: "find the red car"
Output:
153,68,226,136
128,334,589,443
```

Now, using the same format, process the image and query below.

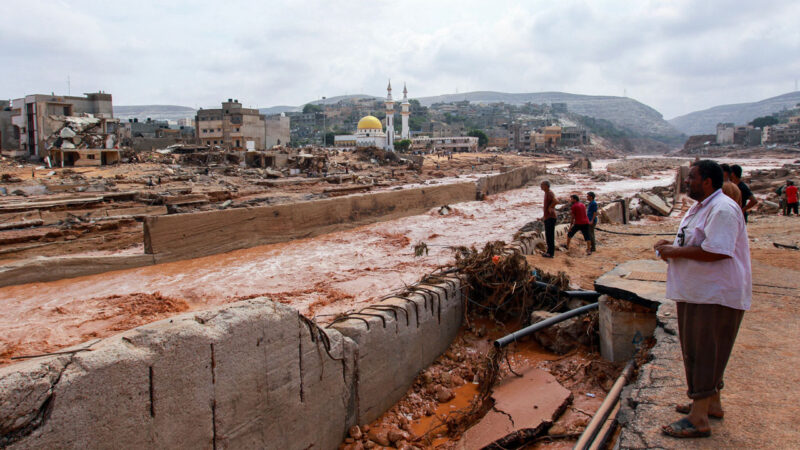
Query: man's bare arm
744,196,759,212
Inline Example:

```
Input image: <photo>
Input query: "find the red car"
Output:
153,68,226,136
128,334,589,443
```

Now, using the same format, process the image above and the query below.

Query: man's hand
654,243,676,261
654,239,671,248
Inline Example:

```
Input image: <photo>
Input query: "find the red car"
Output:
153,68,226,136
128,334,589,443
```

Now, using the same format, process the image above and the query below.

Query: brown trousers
677,301,745,399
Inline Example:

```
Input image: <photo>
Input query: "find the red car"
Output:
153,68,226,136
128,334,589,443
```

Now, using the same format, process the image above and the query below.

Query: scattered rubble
606,157,689,178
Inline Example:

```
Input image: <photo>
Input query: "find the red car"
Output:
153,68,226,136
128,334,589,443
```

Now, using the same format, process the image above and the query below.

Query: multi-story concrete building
716,123,735,145
762,121,800,144
560,126,589,146
0,101,18,153
196,99,267,150
265,113,291,148
122,118,170,139
9,92,113,159
411,136,478,152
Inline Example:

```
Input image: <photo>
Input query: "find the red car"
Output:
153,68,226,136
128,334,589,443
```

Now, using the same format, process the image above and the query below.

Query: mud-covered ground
0,151,562,260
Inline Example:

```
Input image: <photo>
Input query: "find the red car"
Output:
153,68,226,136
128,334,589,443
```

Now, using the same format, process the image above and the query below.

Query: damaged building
8,92,115,160
196,99,268,151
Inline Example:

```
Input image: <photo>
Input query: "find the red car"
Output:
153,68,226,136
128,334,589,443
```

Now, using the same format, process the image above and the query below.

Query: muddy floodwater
0,158,789,362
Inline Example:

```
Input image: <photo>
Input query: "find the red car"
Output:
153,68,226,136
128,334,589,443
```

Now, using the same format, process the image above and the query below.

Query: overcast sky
2,0,799,119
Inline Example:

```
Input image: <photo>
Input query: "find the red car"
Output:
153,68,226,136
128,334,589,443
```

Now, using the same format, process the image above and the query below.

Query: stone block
599,296,657,362
637,192,671,216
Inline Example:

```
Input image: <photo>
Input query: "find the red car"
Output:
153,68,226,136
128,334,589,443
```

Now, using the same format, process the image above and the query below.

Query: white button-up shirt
665,188,752,310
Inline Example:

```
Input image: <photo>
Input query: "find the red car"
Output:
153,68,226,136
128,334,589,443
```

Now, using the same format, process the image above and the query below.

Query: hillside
669,91,800,136
114,105,196,121
115,91,685,146
415,91,684,143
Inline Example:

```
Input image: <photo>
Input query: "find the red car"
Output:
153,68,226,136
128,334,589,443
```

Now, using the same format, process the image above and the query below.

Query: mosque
334,81,410,151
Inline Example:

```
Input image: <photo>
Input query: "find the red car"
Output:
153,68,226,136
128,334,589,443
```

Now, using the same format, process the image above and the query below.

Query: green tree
303,103,323,114
324,131,335,146
395,139,412,152
750,116,779,128
467,129,489,147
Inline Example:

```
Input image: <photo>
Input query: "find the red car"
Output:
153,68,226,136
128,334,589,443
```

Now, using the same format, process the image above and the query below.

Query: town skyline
3,0,799,119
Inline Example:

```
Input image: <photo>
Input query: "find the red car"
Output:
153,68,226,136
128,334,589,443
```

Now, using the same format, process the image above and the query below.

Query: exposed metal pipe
573,359,636,450
493,302,598,349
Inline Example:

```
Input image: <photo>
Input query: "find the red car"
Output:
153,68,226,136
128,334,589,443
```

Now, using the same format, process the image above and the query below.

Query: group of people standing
538,160,757,439
539,180,597,257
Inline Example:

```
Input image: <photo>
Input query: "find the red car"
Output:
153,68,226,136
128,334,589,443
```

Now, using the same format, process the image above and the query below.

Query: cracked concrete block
0,356,71,447
2,339,157,449
120,311,219,448
1,298,359,450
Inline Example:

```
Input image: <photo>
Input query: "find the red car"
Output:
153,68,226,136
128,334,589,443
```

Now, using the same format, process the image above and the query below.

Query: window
236,128,240,132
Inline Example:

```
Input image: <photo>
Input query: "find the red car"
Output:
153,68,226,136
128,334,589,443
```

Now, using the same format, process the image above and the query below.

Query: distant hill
114,105,196,121
259,105,300,116
414,91,683,142
669,91,800,136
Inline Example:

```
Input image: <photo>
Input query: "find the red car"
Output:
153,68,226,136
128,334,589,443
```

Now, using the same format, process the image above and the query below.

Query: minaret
401,83,410,140
385,80,395,151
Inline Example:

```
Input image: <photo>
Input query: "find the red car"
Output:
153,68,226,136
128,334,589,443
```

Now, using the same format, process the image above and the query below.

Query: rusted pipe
573,359,635,450
493,302,598,349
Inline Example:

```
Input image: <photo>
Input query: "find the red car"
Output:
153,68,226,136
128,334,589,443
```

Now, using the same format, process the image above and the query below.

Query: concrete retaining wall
330,275,463,424
0,255,156,288
1,276,464,449
144,182,477,262
476,164,545,197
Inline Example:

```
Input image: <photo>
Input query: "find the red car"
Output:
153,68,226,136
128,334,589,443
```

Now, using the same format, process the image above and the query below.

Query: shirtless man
719,163,741,205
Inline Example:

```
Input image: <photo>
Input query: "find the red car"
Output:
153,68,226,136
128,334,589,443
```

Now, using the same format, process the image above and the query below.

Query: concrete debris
457,368,571,449
45,114,117,151
637,192,671,216
568,157,592,171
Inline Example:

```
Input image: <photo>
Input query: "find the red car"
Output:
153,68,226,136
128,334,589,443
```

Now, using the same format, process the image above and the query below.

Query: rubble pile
568,157,592,171
606,158,688,178
46,114,116,151
354,146,403,166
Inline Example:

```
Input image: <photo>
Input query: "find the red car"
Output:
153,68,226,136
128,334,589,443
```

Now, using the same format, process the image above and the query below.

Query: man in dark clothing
586,191,598,252
730,164,758,222
540,180,557,258
566,194,592,255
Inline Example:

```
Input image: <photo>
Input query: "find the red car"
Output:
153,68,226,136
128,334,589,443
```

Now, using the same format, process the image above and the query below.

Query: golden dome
357,115,383,130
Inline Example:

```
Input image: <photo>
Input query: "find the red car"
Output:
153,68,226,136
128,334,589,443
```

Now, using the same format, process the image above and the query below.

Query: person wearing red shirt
786,180,798,215
566,194,593,255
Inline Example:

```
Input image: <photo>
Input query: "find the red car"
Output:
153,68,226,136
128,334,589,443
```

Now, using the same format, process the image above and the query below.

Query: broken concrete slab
637,192,672,216
594,259,669,309
457,368,571,449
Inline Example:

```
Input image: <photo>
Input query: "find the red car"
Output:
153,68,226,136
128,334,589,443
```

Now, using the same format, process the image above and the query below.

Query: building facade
9,92,113,159
265,113,291,148
196,99,267,150
411,136,478,152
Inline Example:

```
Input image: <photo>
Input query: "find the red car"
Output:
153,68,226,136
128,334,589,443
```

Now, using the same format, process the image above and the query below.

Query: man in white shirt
654,160,751,439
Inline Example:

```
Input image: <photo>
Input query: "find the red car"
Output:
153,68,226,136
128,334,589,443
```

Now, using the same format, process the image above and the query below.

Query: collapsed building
7,92,115,160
